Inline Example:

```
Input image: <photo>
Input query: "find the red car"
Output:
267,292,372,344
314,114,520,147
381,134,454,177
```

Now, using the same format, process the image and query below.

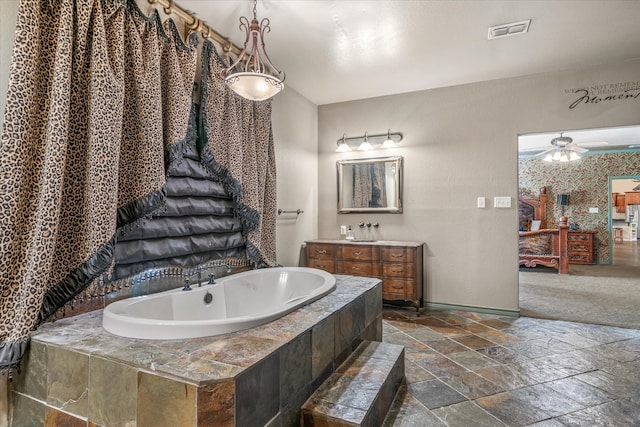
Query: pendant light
221,0,285,101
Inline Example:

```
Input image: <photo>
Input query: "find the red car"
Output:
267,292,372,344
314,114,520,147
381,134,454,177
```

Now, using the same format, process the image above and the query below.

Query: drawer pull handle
318,264,326,268
315,249,327,254
352,267,362,271
391,285,404,290
391,254,404,258
352,251,362,256
392,269,405,273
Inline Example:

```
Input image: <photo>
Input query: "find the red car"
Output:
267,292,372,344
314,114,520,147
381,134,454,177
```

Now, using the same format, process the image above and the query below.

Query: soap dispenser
345,226,355,240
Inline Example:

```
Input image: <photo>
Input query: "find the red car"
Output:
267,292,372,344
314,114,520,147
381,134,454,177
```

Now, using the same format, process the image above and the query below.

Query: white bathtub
102,267,336,340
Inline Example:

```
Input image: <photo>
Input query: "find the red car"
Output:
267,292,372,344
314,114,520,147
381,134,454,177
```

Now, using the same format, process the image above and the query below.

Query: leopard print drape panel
0,0,197,372
199,41,277,267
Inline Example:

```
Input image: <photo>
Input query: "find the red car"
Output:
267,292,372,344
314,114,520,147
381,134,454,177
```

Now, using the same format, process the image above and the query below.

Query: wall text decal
565,80,640,109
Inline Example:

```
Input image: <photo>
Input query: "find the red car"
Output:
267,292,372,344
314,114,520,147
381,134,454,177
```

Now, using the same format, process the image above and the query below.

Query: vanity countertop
306,239,424,247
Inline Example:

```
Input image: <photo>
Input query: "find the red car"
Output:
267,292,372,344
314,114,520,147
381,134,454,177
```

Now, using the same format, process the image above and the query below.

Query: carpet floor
519,271,640,329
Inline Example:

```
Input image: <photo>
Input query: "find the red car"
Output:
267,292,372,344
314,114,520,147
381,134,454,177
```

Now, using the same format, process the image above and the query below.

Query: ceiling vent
488,20,531,40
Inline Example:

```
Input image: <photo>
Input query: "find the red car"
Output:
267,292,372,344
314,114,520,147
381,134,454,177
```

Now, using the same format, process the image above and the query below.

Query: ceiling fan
520,133,605,162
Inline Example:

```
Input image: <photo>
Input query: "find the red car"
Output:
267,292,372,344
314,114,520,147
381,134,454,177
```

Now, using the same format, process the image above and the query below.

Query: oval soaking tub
102,267,336,340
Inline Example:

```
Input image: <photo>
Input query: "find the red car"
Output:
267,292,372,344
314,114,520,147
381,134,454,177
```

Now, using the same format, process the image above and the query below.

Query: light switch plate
477,197,486,208
589,207,599,213
494,196,511,208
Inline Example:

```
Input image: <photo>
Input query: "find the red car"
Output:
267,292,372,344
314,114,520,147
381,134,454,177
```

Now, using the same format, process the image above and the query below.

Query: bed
519,187,569,274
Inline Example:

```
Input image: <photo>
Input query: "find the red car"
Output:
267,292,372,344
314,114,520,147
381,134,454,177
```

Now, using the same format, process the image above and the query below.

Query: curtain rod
148,0,243,57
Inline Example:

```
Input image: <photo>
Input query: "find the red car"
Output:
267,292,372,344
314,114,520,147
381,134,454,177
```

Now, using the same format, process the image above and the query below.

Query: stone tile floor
381,307,640,426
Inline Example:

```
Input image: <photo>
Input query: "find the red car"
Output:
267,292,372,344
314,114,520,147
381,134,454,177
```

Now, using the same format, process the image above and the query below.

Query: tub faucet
208,263,232,284
182,275,192,291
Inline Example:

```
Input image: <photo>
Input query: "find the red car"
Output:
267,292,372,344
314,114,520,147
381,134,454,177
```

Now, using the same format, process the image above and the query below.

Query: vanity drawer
307,258,335,273
382,247,416,263
383,279,416,297
339,261,380,277
382,263,415,279
340,245,377,261
306,243,336,259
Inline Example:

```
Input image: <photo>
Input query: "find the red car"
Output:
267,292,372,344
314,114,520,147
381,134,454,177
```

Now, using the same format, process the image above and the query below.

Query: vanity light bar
336,131,403,152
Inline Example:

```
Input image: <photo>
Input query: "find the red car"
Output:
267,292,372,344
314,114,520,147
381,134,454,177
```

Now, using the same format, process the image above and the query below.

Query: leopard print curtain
199,41,277,267
0,0,197,372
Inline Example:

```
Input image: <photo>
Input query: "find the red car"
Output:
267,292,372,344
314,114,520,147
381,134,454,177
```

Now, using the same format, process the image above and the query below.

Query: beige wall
0,0,19,128
318,59,640,312
272,87,319,266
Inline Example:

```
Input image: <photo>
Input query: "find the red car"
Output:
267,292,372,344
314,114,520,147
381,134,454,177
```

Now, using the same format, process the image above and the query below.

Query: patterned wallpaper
519,152,640,263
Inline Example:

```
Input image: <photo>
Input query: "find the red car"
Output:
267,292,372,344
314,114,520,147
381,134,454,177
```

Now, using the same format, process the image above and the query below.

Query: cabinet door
616,195,626,213
625,192,640,205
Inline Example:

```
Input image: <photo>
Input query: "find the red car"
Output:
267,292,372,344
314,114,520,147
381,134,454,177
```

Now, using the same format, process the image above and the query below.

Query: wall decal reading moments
565,80,640,109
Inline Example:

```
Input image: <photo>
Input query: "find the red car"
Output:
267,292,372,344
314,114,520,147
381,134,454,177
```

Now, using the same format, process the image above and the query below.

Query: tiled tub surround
11,276,383,427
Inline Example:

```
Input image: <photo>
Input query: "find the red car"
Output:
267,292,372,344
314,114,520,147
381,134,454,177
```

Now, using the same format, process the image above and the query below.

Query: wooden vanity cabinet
306,240,424,313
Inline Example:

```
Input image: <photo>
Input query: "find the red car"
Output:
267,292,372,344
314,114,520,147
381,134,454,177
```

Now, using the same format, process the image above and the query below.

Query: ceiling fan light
569,151,581,161
552,151,562,161
542,153,553,162
559,152,569,162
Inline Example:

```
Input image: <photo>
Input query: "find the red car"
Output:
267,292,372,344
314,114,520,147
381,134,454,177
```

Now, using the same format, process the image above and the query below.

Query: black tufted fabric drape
0,0,198,373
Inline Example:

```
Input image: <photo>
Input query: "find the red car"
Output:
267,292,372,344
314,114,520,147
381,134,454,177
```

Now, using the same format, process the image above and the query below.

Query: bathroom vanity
305,240,424,313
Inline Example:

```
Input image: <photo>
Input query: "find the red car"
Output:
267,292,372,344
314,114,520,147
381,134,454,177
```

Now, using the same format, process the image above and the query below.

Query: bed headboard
519,186,548,230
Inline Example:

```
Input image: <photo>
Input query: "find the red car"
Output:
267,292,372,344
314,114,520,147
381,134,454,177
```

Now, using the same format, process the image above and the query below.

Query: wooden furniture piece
519,218,570,274
567,231,597,264
624,191,640,205
518,187,569,274
305,240,424,313
614,193,626,213
613,227,624,243
519,187,548,231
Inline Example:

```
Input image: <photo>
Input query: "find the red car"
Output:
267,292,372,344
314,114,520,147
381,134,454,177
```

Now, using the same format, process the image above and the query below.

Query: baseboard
424,302,520,318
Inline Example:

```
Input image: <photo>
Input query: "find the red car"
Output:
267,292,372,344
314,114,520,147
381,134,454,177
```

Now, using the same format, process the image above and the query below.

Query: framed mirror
337,156,403,213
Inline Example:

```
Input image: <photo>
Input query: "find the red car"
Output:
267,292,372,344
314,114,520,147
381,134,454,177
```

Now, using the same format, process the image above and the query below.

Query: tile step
301,340,405,427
